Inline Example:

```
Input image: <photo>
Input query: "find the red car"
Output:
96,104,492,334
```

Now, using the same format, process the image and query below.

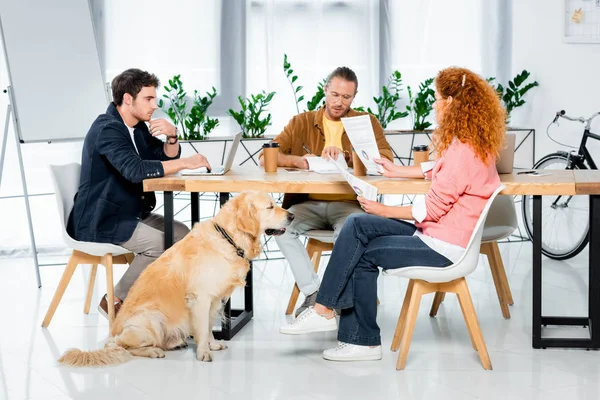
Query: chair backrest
482,195,518,242
49,163,81,242
454,185,506,272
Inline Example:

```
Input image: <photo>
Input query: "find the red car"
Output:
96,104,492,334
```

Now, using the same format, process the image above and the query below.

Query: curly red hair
433,67,505,164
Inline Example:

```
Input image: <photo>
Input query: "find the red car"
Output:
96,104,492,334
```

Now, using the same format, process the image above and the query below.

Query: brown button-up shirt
267,106,393,208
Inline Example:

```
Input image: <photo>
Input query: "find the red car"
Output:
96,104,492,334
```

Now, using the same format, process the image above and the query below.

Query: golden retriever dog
59,191,293,366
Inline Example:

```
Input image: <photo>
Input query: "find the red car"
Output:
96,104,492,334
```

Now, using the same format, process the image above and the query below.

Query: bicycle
521,110,600,260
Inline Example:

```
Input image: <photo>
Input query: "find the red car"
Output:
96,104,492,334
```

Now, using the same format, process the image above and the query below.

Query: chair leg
42,252,79,328
124,253,135,265
481,242,511,319
455,278,492,370
488,241,514,306
429,292,446,317
84,264,98,314
391,280,414,351
457,289,477,351
285,285,301,316
102,254,115,331
396,280,423,370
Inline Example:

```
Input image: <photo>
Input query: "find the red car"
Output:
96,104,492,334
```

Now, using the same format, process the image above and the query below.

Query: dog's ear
237,198,260,236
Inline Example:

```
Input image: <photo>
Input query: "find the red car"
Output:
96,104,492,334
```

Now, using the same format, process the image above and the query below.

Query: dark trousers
316,214,452,346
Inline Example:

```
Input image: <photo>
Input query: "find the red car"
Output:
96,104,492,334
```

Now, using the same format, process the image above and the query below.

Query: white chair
429,195,517,319
285,230,334,315
41,163,133,330
385,185,504,370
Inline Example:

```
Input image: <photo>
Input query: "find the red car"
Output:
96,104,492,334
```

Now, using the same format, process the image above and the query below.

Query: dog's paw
149,348,166,358
209,341,228,351
196,350,213,362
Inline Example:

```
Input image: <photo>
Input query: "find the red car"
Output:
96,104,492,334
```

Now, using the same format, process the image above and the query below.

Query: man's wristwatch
167,127,179,144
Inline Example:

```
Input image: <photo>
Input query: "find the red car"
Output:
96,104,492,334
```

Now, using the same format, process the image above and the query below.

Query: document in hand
306,154,348,174
341,115,384,175
332,160,378,201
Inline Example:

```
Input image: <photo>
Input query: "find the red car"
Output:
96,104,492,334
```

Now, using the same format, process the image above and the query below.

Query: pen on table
302,145,311,155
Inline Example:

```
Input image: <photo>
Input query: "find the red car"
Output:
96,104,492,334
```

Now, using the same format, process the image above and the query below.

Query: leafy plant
366,70,409,129
306,78,327,111
488,70,539,124
406,78,435,131
228,91,276,138
158,75,219,140
158,75,187,131
182,88,219,140
283,54,305,114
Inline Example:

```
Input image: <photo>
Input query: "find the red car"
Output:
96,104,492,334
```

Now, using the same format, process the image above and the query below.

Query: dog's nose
287,212,295,222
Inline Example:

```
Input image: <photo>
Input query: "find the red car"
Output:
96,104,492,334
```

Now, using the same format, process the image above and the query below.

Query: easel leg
0,103,41,287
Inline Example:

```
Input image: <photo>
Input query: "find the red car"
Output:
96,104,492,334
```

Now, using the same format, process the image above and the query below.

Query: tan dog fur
59,191,292,366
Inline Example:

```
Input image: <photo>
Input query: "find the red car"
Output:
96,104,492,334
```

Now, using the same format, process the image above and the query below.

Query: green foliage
367,70,409,129
306,78,327,112
158,75,219,140
488,70,539,124
406,78,435,131
228,91,276,138
283,54,305,115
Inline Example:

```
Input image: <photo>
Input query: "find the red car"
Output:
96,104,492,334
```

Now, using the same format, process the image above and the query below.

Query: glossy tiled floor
1,241,600,400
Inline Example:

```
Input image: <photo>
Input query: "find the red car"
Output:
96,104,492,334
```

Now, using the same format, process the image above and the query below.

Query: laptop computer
181,132,242,176
496,132,516,174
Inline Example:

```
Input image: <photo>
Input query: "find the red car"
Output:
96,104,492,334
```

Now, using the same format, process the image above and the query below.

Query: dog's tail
58,339,131,367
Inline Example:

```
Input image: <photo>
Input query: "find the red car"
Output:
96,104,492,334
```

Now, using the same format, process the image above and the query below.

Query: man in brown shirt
261,67,393,317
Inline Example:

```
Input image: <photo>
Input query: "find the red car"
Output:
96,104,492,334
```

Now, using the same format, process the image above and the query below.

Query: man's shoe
97,294,122,320
323,341,382,361
280,307,337,335
295,290,319,318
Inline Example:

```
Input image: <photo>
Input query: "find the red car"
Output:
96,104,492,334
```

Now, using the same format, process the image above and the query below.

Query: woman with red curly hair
280,67,505,362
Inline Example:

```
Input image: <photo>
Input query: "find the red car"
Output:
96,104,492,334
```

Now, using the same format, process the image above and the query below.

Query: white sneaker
323,341,382,361
280,307,337,335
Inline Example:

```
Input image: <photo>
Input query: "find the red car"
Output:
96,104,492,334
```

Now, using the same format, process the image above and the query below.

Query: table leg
191,192,199,224
533,194,600,349
532,195,542,348
164,191,174,249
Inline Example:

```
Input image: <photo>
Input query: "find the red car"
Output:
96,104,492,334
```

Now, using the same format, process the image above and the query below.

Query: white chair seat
69,241,131,257
304,230,335,244
482,225,515,243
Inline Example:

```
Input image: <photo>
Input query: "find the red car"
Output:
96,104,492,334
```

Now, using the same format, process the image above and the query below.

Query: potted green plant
488,70,539,125
283,54,326,113
380,77,435,167
227,91,276,138
158,75,220,140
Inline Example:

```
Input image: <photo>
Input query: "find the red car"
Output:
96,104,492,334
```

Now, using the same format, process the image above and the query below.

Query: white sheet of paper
341,115,384,174
306,154,348,174
333,161,378,201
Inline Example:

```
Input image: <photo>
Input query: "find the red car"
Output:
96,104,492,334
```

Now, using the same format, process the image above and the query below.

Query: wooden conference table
144,168,600,348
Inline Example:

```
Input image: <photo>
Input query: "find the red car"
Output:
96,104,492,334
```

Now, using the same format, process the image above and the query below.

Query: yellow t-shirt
308,115,357,202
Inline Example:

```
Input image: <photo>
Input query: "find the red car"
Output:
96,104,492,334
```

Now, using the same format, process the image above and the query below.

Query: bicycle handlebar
554,110,600,129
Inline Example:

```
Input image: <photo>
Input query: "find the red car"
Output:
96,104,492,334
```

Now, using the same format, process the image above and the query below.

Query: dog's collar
214,223,248,261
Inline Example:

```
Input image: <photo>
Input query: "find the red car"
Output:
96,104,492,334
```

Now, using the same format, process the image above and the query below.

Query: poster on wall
564,0,600,43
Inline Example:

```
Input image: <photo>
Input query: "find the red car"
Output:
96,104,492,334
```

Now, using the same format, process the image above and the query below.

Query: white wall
512,0,600,162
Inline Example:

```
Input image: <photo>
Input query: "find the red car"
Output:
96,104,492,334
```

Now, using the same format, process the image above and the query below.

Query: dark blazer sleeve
147,134,181,161
97,124,164,183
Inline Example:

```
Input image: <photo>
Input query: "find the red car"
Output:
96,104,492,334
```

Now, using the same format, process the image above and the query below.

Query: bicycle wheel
521,153,589,260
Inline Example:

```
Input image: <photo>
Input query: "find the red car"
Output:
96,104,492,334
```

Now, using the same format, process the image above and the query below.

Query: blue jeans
316,214,452,346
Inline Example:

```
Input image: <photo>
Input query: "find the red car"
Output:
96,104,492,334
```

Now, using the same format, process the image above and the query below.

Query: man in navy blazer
68,68,212,318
